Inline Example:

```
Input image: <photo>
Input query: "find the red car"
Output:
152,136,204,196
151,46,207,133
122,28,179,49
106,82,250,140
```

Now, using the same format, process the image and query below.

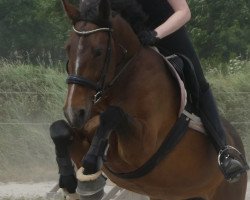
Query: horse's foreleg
72,106,131,199
50,120,77,194
82,106,133,175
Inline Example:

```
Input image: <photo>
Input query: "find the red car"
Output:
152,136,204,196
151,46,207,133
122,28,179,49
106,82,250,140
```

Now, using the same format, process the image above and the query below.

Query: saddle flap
151,47,206,134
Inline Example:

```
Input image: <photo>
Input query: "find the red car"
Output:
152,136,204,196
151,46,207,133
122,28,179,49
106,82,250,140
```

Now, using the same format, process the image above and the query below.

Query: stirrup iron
218,145,249,183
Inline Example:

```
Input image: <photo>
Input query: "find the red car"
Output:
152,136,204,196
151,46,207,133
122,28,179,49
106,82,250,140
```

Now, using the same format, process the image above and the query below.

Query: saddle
152,47,206,134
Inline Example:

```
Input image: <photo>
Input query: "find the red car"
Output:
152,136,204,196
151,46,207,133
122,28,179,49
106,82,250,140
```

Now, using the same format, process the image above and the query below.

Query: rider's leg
157,27,249,182
198,86,249,182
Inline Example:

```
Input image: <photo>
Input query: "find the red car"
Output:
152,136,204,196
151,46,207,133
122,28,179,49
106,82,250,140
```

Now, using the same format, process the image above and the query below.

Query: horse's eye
93,48,103,57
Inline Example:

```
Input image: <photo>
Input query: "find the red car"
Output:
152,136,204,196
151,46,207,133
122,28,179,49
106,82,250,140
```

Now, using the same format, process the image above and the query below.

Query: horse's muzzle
64,108,87,130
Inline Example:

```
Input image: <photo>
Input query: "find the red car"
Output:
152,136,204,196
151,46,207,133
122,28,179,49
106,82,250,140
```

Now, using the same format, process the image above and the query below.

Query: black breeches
156,28,229,149
156,27,209,93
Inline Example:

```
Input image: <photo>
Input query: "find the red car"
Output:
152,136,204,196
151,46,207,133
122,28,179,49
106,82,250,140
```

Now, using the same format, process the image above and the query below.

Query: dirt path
0,181,249,199
0,182,56,199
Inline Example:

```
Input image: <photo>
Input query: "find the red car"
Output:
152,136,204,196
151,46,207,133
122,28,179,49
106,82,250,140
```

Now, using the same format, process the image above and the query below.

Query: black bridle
66,26,134,104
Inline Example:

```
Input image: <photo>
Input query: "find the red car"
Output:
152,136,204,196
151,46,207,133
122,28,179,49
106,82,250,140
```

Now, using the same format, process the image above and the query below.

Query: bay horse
60,0,248,199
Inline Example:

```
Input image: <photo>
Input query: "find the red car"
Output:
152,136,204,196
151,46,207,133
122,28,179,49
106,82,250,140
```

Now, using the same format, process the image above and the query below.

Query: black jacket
136,0,174,29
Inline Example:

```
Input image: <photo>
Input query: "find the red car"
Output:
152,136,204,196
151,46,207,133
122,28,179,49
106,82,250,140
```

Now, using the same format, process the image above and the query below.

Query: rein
67,26,135,104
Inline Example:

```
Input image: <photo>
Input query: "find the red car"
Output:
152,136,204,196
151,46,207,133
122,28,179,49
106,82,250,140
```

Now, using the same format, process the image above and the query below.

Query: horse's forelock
78,0,111,27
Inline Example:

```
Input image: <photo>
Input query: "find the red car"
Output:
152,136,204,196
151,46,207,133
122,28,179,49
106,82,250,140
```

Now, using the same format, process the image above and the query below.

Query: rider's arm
155,0,191,39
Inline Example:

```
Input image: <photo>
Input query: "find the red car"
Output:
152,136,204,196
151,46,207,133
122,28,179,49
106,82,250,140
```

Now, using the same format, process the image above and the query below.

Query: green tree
0,0,71,63
0,0,249,63
188,0,250,60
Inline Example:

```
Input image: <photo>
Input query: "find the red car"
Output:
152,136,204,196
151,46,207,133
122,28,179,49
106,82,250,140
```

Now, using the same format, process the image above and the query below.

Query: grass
0,59,249,182
0,60,66,182
0,60,66,122
206,61,250,159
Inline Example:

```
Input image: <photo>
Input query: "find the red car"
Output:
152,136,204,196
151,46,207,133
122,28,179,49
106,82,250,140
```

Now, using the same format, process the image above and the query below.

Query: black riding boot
199,88,249,183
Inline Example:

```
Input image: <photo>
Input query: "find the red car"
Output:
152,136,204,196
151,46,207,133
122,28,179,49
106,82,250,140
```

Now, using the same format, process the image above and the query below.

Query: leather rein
66,26,135,104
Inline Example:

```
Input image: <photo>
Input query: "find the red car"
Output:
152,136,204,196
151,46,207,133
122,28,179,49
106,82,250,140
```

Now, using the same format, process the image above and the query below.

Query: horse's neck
112,15,141,57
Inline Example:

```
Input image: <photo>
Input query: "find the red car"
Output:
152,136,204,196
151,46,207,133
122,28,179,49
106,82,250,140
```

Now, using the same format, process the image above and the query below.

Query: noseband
66,25,133,104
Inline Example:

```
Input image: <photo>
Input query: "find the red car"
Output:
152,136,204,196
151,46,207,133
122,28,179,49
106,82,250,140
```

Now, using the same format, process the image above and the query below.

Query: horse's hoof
76,173,106,198
79,189,104,200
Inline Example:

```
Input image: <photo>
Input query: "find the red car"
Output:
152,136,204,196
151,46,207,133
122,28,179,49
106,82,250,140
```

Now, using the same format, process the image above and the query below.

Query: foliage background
0,0,249,62
188,0,250,60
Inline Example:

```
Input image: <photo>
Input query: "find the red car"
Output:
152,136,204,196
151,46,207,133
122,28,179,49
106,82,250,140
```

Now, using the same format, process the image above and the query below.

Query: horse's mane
79,0,147,33
110,0,147,33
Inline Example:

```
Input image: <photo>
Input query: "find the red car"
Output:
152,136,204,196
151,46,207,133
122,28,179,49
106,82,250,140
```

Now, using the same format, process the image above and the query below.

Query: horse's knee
50,120,73,157
50,120,72,144
49,120,74,169
100,106,132,134
100,106,125,129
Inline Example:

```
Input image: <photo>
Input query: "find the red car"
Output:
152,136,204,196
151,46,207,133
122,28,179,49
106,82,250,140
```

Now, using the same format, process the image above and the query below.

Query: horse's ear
98,0,111,20
61,0,80,22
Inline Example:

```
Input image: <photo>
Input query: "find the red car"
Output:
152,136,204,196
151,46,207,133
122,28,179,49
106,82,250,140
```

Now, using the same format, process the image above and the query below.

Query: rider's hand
138,30,160,46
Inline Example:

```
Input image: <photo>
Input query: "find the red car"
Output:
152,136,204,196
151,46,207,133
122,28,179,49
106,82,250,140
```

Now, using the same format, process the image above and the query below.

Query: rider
111,0,249,182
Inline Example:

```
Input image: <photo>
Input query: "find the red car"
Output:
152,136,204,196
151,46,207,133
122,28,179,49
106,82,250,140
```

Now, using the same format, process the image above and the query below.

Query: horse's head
62,0,140,129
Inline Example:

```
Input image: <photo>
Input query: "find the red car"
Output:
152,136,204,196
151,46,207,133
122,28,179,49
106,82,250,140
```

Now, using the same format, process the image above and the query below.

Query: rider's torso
136,0,174,29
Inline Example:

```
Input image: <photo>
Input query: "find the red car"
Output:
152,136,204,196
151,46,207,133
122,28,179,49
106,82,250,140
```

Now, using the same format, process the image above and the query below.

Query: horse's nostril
78,109,86,119
63,108,87,129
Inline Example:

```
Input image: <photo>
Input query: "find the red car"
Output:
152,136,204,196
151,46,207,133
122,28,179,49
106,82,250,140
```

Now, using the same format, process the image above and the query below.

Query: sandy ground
0,181,249,199
0,182,56,199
